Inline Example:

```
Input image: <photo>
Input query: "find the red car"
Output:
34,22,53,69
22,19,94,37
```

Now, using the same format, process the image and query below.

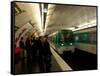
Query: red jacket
15,47,22,54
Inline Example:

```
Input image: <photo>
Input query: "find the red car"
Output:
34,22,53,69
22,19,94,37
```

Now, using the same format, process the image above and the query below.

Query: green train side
51,27,97,55
74,27,97,54
51,30,75,54
52,30,74,47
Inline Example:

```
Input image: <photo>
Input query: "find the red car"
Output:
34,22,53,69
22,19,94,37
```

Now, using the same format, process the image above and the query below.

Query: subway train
74,26,97,54
50,30,75,54
50,26,96,54
50,26,97,70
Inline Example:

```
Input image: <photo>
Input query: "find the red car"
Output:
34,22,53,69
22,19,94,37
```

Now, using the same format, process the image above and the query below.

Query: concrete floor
15,55,62,74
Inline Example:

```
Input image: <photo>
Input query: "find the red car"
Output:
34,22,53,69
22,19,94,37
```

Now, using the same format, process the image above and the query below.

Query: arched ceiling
44,4,97,35
15,2,42,37
14,2,97,37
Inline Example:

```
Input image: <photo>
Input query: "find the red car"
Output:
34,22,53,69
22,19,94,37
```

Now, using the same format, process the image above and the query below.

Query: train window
80,33,89,43
75,36,79,41
74,31,96,44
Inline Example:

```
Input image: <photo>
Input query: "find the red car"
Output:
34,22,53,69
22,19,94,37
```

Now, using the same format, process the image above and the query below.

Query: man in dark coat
25,37,32,73
38,36,52,72
31,37,38,63
37,36,45,72
19,37,25,72
19,37,24,50
43,36,52,72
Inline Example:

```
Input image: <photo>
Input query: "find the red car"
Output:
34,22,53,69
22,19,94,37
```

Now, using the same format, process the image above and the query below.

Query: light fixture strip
41,4,44,32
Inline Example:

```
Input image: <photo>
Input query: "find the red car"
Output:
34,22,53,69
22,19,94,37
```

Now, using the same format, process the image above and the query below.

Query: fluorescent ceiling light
34,4,43,35
67,27,75,30
72,20,96,31
44,8,47,13
49,31,58,36
78,20,96,28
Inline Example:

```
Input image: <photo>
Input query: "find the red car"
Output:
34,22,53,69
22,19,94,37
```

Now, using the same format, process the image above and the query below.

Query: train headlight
70,43,72,45
61,43,64,46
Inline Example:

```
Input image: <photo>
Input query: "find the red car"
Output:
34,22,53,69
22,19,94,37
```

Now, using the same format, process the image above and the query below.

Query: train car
51,30,75,54
51,27,97,55
74,26,97,54
50,27,97,70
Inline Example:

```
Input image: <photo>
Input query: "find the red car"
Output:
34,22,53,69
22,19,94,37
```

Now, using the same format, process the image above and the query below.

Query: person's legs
38,56,45,72
45,57,51,72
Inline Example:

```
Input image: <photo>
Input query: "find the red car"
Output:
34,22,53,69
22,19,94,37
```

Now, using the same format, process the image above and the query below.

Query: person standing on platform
31,36,37,63
37,36,45,72
38,36,52,72
43,35,52,72
19,37,25,72
19,37,25,57
25,36,32,73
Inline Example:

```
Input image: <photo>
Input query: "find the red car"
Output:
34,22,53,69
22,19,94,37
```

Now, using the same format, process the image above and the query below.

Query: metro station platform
15,42,97,75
